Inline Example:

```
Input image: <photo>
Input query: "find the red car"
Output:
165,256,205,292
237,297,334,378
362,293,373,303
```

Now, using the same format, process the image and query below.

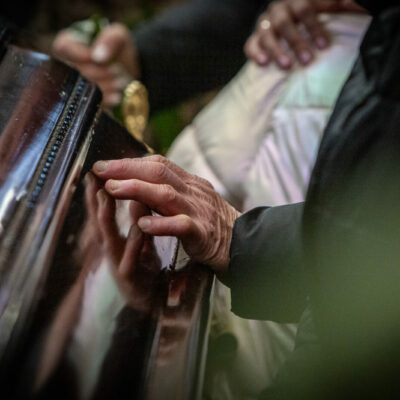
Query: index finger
52,31,92,64
93,157,187,193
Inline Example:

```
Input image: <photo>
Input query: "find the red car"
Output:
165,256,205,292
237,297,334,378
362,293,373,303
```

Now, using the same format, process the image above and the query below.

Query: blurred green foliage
149,107,186,155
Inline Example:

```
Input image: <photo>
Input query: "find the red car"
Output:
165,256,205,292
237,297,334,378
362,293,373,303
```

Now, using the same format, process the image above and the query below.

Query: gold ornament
122,80,150,144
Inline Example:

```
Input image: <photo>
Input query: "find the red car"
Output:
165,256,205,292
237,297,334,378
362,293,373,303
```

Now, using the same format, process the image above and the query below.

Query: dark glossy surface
0,38,212,400
0,44,77,239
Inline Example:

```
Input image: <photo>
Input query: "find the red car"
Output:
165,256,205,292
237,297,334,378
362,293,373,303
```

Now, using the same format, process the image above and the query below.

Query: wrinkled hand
52,23,139,108
245,0,364,69
92,155,241,275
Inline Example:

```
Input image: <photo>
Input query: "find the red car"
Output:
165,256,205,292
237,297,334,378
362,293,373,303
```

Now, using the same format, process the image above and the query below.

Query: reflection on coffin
0,25,213,400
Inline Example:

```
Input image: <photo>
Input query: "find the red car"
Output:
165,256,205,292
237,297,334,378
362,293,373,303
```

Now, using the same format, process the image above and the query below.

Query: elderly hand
52,23,139,108
245,0,365,69
92,155,241,275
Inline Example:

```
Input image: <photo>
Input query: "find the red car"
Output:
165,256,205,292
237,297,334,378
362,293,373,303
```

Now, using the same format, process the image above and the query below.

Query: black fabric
228,2,400,399
302,5,400,398
229,204,306,323
259,306,322,400
134,0,269,112
356,0,398,15
0,1,38,28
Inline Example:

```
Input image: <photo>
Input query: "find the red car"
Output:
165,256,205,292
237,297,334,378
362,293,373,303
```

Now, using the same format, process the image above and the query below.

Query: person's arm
228,203,307,323
92,156,307,324
134,0,267,111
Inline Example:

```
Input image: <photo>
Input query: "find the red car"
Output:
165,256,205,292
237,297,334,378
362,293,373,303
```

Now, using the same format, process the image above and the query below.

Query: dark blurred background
0,0,215,153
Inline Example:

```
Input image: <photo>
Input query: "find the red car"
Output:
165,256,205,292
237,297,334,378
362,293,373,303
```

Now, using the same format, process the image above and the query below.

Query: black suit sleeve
227,203,307,323
356,0,398,15
134,0,267,112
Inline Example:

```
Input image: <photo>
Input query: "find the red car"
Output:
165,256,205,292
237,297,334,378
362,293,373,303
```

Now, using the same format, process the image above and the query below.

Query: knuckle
273,18,286,32
152,163,168,181
178,214,193,232
52,34,70,53
160,184,176,203
267,3,278,14
106,23,127,36
268,1,289,17
292,1,313,20
148,154,166,164
109,22,124,30
197,176,214,190
55,30,71,42
114,26,130,41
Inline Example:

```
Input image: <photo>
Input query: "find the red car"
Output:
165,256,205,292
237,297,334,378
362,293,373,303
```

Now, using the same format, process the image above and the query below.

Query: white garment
168,13,370,400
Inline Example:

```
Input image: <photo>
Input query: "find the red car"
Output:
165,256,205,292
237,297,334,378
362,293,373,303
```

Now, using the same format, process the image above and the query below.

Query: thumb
91,23,131,64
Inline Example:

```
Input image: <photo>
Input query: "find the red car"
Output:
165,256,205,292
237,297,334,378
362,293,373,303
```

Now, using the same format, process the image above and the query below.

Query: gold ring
259,19,271,31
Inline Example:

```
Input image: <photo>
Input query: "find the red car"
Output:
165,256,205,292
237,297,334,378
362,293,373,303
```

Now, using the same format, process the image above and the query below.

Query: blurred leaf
149,107,185,154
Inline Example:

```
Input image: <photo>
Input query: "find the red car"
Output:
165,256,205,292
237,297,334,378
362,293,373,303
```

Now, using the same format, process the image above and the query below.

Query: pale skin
52,23,140,107
92,155,241,277
245,0,366,69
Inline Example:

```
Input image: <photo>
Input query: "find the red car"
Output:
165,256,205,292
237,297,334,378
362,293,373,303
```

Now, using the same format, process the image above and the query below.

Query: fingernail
108,180,121,191
278,55,291,68
315,37,328,49
94,160,109,173
106,92,121,106
299,50,312,64
138,217,151,231
92,45,109,62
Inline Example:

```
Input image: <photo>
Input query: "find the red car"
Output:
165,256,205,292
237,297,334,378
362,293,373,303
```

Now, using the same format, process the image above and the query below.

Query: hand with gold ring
259,18,271,31
244,0,364,70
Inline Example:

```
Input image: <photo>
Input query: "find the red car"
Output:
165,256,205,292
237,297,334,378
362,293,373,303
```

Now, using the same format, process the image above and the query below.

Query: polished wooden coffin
0,25,212,400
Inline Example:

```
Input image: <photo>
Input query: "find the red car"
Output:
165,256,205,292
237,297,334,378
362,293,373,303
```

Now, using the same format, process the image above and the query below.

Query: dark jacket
134,0,269,111
228,1,400,398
